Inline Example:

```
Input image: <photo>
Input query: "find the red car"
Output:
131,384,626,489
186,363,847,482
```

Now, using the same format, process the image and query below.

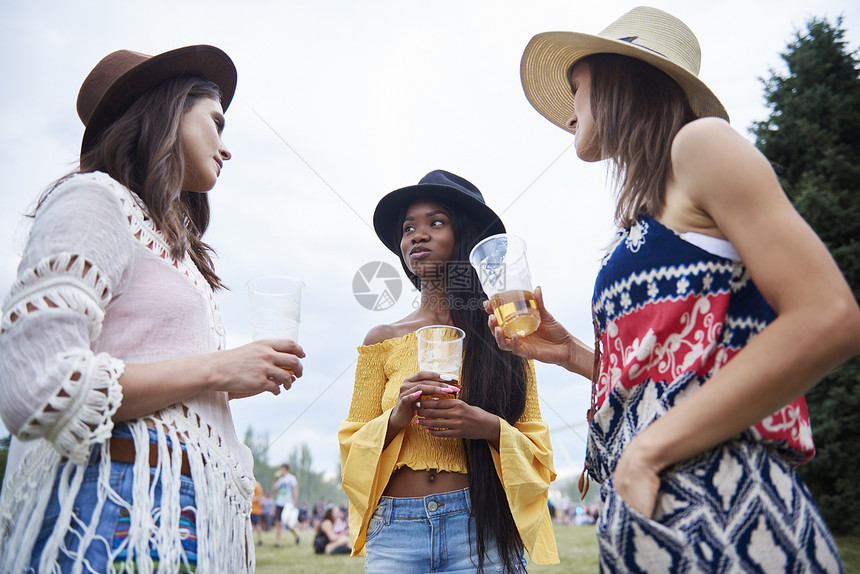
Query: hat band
616,36,669,60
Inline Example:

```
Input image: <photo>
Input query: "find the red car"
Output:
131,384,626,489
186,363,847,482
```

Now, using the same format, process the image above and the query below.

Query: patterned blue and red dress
587,214,843,572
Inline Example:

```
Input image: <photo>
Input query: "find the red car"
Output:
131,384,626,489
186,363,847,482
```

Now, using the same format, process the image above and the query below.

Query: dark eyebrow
403,209,449,223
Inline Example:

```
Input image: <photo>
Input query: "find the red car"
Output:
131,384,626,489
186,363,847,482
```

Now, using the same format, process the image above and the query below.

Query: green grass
253,525,597,573
253,526,860,573
835,535,860,572
253,527,363,574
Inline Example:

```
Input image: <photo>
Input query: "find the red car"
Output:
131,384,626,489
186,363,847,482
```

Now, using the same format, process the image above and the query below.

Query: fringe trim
580,312,603,499
0,442,63,573
0,405,254,573
587,313,602,427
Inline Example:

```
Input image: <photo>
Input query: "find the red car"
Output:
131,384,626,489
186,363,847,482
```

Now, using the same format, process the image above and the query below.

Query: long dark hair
583,53,698,228
38,76,225,289
392,200,529,573
315,507,337,535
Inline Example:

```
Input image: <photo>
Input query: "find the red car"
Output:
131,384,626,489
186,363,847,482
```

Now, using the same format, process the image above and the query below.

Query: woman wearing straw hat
0,46,304,572
488,6,859,571
339,170,557,573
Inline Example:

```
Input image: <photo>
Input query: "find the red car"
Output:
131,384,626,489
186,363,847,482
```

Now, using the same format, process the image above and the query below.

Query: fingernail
442,387,457,393
412,390,422,397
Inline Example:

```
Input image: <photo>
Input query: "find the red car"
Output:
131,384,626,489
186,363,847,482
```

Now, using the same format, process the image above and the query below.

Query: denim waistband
376,488,471,521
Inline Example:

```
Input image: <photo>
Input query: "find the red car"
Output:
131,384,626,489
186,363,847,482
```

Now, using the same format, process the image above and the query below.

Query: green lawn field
253,524,860,573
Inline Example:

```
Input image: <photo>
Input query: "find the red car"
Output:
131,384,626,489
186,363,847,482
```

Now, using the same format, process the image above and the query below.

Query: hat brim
520,31,729,134
81,45,237,153
373,184,506,255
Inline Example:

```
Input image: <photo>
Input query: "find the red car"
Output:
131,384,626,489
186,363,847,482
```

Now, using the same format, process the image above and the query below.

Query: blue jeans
364,488,526,573
29,424,197,573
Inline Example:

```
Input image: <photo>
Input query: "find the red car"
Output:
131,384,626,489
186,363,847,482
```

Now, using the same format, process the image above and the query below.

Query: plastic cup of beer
469,233,540,338
246,275,305,375
416,325,464,400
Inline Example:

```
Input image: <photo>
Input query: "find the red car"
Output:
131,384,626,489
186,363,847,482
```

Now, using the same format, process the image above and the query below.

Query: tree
242,427,346,506
287,443,346,506
751,16,860,535
244,426,276,494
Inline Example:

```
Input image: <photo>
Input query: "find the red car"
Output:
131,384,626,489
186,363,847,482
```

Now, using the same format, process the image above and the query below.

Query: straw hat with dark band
520,6,728,135
77,44,237,153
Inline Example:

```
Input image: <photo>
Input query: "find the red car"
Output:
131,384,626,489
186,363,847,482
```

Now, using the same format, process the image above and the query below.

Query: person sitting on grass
313,507,351,555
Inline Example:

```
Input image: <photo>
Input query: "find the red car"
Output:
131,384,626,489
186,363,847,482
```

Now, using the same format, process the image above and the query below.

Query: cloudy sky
2,0,858,487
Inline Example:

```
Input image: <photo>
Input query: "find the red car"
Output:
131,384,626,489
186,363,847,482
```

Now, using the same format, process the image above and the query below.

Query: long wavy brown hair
39,76,225,289
581,54,699,227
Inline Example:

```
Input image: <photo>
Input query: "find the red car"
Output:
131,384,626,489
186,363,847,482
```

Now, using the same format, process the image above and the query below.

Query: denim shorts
29,424,198,573
364,488,526,574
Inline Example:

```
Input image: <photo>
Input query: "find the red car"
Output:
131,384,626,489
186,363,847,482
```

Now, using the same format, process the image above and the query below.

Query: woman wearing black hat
497,6,859,572
0,46,303,572
339,170,558,573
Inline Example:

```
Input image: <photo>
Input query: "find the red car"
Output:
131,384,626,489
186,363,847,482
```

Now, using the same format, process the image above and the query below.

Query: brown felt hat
76,44,237,153
521,6,728,134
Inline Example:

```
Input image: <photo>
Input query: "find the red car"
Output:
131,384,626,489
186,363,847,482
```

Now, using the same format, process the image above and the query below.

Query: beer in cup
416,325,464,400
246,275,305,376
469,234,540,338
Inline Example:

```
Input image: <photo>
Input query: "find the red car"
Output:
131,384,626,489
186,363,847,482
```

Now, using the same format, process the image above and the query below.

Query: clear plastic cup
469,234,540,337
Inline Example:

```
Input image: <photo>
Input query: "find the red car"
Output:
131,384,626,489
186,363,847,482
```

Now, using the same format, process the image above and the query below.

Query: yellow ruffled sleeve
490,361,559,565
338,341,404,556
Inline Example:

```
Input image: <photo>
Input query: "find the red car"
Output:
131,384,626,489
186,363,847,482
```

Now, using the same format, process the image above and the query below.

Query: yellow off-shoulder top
338,332,559,565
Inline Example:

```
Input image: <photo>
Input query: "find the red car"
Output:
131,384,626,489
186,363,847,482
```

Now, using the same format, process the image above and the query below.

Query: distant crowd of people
251,463,351,555
547,493,599,526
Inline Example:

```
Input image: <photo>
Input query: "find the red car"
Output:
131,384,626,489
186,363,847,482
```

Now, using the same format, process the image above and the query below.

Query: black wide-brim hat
373,170,506,255
77,44,237,153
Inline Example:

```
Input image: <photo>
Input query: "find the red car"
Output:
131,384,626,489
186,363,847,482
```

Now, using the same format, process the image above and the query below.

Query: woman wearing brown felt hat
489,5,856,572
0,45,304,572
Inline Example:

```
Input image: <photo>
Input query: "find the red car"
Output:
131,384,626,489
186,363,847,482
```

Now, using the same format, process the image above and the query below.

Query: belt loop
382,496,393,525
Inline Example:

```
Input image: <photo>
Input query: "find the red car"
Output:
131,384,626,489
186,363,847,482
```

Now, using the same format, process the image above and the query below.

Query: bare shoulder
362,313,431,346
362,323,397,346
672,117,751,163
362,320,416,346
671,117,778,203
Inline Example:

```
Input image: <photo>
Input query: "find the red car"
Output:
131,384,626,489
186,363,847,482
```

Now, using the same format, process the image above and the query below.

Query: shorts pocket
365,514,385,542
596,478,686,571
364,501,388,543
32,464,128,570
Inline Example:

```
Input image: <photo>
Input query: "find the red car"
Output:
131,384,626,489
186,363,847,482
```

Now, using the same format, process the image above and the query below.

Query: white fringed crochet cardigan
0,172,255,573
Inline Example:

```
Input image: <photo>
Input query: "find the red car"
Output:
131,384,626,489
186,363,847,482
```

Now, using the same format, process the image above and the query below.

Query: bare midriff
382,466,469,497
